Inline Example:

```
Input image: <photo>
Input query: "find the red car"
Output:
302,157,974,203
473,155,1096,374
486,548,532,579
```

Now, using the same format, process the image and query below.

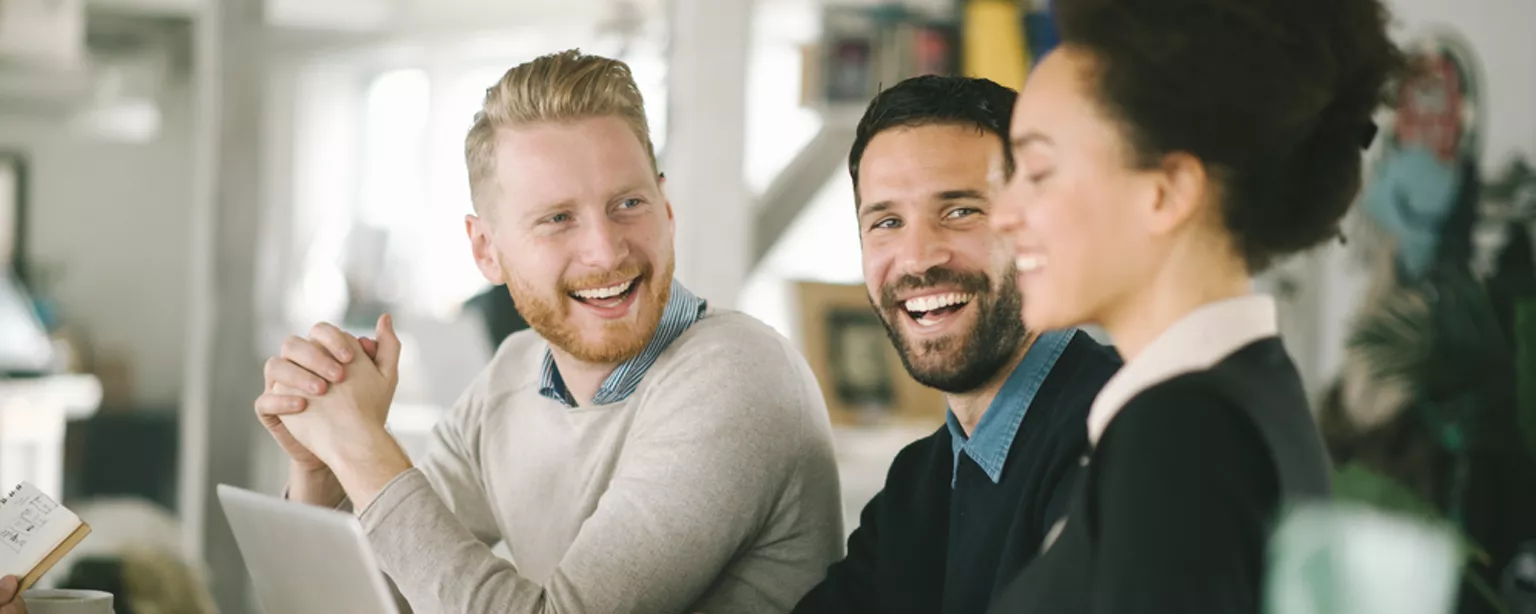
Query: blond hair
465,49,656,213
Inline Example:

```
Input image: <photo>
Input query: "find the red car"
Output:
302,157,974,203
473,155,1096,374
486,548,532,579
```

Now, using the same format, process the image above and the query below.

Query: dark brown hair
1055,0,1409,271
849,75,1018,197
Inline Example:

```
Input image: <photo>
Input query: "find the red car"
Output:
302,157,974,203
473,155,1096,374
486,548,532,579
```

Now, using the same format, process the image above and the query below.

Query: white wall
0,81,194,408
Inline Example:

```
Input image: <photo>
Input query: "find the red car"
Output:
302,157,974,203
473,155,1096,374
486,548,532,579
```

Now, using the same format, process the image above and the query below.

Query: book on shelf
1022,3,1059,67
962,0,1028,90
810,5,957,109
820,6,878,105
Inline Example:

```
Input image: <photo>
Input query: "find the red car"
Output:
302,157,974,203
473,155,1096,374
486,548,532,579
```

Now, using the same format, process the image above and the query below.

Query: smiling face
856,124,1028,393
992,47,1168,332
467,115,674,364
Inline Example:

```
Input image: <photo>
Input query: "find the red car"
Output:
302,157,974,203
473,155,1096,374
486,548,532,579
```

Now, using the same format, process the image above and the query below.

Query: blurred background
0,0,1532,612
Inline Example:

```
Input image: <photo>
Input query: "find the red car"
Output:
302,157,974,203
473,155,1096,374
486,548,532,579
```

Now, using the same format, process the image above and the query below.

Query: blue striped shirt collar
539,280,707,407
946,328,1075,486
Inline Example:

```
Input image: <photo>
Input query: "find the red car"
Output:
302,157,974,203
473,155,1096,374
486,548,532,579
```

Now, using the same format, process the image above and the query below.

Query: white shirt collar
1087,294,1280,445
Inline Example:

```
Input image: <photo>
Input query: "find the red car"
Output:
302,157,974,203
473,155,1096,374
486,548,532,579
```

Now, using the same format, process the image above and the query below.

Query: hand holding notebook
0,483,90,593
0,574,21,612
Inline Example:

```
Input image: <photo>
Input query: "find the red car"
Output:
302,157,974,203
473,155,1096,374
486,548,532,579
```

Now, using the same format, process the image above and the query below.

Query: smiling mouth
902,292,974,327
568,277,640,308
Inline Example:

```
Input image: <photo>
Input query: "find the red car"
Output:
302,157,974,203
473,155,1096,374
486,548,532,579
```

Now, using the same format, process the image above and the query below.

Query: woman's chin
1022,297,1090,333
1022,303,1061,332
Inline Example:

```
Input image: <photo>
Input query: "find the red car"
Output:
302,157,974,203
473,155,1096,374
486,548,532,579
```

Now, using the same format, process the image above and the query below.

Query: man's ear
658,172,676,228
1145,151,1210,236
466,214,506,284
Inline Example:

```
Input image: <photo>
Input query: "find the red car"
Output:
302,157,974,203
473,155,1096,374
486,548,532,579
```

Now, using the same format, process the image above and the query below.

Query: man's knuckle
281,335,308,354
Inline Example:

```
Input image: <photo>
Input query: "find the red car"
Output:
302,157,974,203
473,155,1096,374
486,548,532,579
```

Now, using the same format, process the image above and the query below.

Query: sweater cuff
357,467,432,533
281,485,354,513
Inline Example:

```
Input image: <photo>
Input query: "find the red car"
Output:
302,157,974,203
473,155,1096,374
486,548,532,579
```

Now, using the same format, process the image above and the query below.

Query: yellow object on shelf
963,0,1029,90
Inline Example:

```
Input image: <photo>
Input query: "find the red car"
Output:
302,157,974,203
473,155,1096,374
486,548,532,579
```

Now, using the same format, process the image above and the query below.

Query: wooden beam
751,118,858,268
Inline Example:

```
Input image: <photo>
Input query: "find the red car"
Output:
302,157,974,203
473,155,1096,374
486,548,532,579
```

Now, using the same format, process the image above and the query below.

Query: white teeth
572,280,635,300
902,292,973,314
1016,254,1045,272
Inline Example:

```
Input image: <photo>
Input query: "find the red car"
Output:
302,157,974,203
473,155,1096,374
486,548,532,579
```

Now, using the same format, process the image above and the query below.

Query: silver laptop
217,484,401,614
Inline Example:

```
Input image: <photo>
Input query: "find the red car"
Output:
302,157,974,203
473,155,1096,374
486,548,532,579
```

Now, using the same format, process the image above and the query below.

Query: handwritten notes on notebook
0,482,89,590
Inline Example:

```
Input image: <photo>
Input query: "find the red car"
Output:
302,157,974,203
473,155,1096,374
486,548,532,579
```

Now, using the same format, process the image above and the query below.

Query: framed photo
0,152,25,279
796,281,947,426
825,307,896,409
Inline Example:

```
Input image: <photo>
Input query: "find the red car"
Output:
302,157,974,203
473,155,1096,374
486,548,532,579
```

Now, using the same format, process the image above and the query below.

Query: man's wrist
287,463,345,508
329,427,413,513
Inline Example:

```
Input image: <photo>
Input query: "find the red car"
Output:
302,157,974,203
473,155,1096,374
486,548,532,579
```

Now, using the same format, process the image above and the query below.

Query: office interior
0,0,1533,612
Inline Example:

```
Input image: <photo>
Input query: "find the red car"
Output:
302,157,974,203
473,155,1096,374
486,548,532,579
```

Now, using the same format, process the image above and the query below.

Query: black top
988,337,1331,613
793,331,1121,614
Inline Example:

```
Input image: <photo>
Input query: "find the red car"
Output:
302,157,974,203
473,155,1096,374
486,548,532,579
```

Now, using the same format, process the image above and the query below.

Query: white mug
19,589,115,614
1265,503,1462,614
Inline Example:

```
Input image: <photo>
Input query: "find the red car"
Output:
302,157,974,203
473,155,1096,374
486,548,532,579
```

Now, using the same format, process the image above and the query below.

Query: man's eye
945,207,980,219
619,198,642,209
872,218,900,230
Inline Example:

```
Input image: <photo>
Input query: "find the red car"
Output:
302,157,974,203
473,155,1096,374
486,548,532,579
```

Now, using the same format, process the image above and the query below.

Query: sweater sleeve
357,337,843,614
1086,381,1279,614
282,389,501,614
791,486,885,613
411,387,504,546
793,432,952,614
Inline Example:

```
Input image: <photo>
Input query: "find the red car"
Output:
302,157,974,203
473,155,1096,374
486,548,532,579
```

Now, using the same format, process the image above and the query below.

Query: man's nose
895,222,952,277
578,217,629,270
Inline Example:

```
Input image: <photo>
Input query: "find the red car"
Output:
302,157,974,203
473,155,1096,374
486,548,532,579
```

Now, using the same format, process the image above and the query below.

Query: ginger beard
503,256,673,364
870,263,1028,393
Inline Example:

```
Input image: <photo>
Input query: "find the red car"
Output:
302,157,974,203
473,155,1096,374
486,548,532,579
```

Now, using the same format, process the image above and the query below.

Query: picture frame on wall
795,281,947,426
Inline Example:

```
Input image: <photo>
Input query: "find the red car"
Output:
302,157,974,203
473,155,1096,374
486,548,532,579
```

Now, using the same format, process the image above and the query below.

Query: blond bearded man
252,50,844,613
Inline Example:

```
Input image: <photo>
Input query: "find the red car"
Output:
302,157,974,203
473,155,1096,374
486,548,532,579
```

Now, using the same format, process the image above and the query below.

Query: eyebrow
858,201,893,217
525,199,574,221
937,189,986,201
608,183,647,199
524,183,650,220
1010,131,1053,151
858,189,986,217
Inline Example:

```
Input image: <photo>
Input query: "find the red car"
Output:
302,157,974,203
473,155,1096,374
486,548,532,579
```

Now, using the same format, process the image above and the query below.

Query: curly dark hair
848,75,1018,196
1054,0,1409,271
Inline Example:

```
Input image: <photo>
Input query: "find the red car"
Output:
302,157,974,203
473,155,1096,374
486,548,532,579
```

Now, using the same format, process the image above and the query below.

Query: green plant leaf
1333,463,1440,519
1347,286,1432,384
1516,299,1536,461
1331,463,1487,562
1345,269,1515,451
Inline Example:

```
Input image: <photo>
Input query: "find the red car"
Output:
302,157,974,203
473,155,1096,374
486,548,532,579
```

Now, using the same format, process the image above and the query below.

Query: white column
180,0,268,611
663,0,753,309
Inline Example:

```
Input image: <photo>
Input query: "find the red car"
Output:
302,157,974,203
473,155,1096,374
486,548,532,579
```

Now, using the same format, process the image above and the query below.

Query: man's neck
947,331,1038,437
550,349,622,406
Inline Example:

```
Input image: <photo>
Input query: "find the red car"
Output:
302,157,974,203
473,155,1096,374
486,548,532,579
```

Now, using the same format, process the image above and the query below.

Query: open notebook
0,482,90,591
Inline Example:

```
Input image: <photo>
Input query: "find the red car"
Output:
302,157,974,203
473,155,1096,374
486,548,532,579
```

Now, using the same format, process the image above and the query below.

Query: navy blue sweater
793,331,1120,613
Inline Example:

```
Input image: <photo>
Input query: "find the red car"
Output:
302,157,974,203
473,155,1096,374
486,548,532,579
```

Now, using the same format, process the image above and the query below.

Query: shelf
0,374,103,420
0,374,101,499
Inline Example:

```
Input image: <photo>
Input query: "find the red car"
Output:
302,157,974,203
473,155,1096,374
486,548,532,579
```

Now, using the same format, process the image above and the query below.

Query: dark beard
870,265,1029,394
